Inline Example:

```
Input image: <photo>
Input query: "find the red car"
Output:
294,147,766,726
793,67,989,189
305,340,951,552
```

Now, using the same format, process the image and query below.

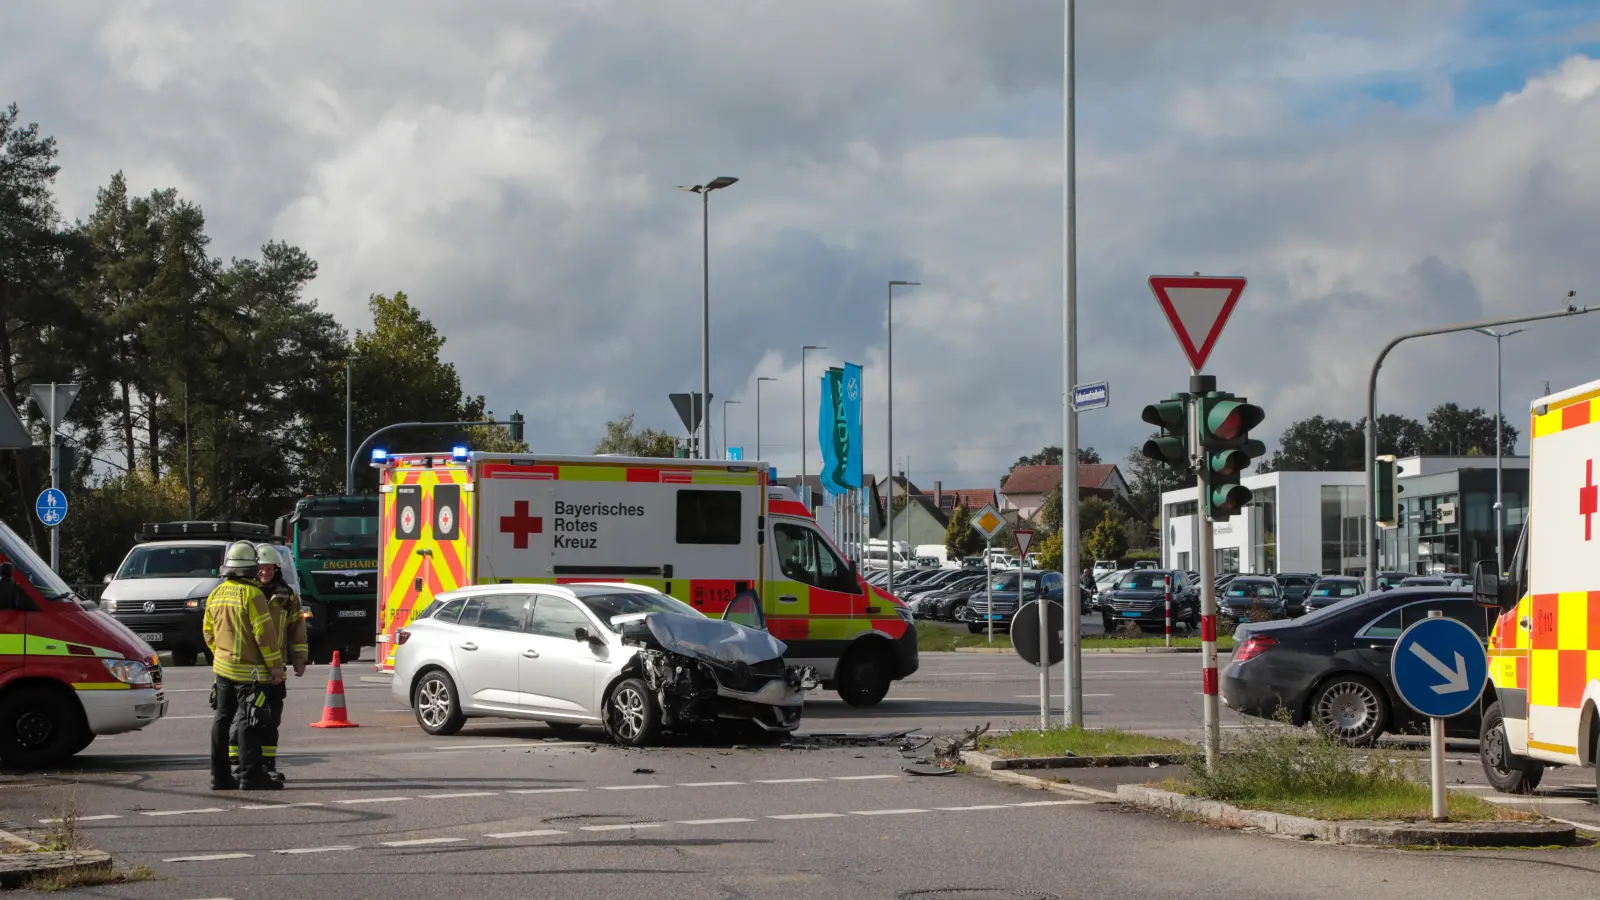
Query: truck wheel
342,643,363,664
170,649,200,667
835,645,891,707
1479,700,1543,794
0,685,87,768
412,670,466,736
310,644,335,666
604,678,661,747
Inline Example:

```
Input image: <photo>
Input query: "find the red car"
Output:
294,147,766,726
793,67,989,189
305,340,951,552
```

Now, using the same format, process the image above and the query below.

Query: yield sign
1014,529,1035,558
1148,276,1247,372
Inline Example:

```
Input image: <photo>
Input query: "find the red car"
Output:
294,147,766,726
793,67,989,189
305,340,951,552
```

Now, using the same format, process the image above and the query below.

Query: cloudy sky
7,0,1600,490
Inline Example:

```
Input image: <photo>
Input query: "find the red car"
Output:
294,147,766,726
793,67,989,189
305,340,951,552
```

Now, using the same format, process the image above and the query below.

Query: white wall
1160,470,1367,575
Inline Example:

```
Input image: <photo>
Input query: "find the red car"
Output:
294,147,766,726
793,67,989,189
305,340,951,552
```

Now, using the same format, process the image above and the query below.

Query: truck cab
274,496,380,664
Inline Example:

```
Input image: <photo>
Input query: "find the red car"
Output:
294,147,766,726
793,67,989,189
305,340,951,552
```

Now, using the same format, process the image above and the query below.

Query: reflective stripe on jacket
203,577,283,682
267,581,310,666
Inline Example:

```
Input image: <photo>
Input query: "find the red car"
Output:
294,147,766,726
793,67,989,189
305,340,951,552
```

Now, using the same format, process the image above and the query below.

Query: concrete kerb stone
1116,785,1578,848
0,827,113,889
963,750,1188,771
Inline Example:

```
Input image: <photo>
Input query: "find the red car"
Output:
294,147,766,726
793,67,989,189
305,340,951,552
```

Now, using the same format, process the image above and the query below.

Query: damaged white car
393,582,818,747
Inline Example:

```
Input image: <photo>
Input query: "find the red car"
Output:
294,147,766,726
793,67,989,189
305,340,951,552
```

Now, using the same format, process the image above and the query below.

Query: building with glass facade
1158,456,1527,577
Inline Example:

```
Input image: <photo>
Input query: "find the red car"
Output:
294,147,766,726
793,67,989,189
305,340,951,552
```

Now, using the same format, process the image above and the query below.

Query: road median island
0,822,116,890
961,727,1194,780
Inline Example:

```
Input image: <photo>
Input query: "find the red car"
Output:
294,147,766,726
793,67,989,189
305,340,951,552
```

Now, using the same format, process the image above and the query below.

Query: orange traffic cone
309,651,359,728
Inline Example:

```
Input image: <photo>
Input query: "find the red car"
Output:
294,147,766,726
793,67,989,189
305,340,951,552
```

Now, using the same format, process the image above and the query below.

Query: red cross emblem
1581,459,1598,542
499,500,543,550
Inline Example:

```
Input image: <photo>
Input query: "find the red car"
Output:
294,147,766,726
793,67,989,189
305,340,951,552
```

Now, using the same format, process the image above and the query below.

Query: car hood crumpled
642,613,788,667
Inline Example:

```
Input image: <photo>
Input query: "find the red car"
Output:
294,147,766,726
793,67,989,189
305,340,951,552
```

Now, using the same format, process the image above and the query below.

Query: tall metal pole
185,382,195,519
722,400,739,460
49,384,59,572
1060,0,1082,729
700,189,711,461
344,357,353,494
886,282,917,597
1193,372,1220,772
1494,334,1504,574
801,347,826,509
1364,305,1596,592
904,458,912,556
756,377,775,462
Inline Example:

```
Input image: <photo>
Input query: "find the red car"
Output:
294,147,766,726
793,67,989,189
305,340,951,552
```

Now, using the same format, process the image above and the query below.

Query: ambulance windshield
0,523,73,601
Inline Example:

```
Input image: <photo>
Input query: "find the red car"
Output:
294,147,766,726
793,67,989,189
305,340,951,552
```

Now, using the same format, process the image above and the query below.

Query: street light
1475,327,1524,575
886,280,919,598
801,345,828,508
675,175,739,459
722,399,740,460
756,377,777,462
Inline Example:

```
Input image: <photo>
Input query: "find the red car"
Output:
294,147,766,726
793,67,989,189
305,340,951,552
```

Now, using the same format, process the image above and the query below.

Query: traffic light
507,411,525,444
1375,455,1397,526
1197,392,1266,521
1140,395,1191,478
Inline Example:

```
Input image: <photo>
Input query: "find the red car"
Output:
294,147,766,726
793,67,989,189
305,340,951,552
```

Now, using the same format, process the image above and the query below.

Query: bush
1188,713,1417,809
1119,550,1160,567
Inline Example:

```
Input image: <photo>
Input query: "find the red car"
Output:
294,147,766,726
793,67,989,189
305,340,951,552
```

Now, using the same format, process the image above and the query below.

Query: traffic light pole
1191,372,1221,773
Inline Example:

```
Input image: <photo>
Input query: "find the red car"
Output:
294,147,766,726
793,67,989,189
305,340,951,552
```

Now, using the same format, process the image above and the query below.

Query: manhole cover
542,813,662,826
902,883,1062,890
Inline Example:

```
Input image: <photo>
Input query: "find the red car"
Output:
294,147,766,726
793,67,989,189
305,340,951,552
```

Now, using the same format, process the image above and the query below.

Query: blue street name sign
36,488,68,528
1391,615,1488,719
1072,381,1110,412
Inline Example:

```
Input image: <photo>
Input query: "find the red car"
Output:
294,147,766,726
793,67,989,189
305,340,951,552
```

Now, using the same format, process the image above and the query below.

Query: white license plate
336,609,366,618
138,632,163,642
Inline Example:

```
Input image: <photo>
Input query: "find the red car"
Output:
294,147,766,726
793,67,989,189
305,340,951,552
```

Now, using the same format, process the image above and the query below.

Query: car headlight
103,658,154,686
101,598,117,612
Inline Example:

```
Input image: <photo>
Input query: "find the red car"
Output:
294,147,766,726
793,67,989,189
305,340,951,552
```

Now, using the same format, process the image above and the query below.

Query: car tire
948,602,966,623
834,645,892,707
966,623,984,634
342,644,363,664
1479,700,1544,794
1308,675,1389,747
1101,613,1114,633
604,678,661,747
0,685,87,768
543,721,586,739
170,649,200,667
412,670,466,736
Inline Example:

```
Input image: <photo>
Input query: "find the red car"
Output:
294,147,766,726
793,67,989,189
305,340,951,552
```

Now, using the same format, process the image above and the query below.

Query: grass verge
916,627,1234,653
1159,777,1529,823
980,726,1192,759
24,863,156,893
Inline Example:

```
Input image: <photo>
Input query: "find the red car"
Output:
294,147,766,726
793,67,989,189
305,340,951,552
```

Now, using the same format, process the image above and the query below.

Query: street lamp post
801,345,827,508
886,280,919,597
675,176,739,459
1475,327,1524,575
756,377,777,462
722,399,740,460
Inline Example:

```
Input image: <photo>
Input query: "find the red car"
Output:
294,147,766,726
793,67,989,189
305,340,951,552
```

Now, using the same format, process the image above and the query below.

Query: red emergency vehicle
0,521,166,767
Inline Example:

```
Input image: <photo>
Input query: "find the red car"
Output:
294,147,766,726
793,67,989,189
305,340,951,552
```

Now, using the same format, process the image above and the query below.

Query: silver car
391,583,814,747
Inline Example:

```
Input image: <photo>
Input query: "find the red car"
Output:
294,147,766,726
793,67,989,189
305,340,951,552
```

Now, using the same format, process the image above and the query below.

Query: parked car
961,556,986,570
393,583,815,747
915,574,990,621
1302,576,1364,613
1218,577,1286,621
1092,559,1117,578
1132,561,1159,570
963,570,1066,633
1273,573,1319,617
1374,571,1411,591
1100,569,1198,633
899,568,974,601
1223,586,1487,746
1398,575,1449,587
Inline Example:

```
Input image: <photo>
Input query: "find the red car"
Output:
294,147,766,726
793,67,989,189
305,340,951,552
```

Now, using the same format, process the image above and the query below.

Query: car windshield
1227,582,1277,598
577,591,701,632
1313,582,1361,597
1118,572,1169,590
298,514,379,554
116,544,224,580
991,573,1042,592
0,524,74,601
1401,577,1446,586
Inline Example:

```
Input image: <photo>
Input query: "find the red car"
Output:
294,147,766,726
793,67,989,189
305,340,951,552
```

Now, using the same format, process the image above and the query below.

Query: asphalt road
3,655,1598,898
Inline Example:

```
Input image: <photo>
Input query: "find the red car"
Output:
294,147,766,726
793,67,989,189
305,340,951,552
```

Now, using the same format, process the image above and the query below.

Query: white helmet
223,541,259,569
254,544,282,569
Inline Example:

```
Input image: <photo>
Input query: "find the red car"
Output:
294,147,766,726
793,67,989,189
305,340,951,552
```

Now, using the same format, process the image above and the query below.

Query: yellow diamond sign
973,504,1005,539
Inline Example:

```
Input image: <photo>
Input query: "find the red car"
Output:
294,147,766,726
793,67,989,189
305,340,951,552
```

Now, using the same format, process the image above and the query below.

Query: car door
520,594,603,718
448,594,530,714
766,521,865,650
0,564,28,680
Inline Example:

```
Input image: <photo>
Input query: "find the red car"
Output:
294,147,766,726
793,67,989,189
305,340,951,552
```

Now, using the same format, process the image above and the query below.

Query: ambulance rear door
377,455,476,671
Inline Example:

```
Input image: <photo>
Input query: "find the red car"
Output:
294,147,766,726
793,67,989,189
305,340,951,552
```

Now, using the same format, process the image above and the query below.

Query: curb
945,647,1232,655
958,752,1118,801
1117,785,1577,848
0,828,112,889
963,750,1188,771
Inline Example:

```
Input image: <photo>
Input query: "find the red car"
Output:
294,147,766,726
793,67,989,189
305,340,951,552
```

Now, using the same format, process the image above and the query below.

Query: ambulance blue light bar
451,446,470,462
371,448,389,465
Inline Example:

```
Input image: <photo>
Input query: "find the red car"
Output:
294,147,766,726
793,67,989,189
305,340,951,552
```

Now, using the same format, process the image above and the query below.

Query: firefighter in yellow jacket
203,541,284,791
252,543,308,782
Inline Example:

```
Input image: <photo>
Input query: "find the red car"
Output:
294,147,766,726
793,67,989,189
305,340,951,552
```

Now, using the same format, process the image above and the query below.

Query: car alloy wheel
609,684,648,742
417,677,452,731
1312,677,1386,745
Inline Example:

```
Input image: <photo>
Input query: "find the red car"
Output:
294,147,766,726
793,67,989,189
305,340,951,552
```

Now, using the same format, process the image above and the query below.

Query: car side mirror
103,573,114,585
1472,559,1510,609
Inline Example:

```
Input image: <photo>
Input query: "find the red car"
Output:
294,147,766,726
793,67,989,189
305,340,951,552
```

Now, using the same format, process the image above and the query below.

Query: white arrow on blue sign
1390,615,1488,719
36,488,68,528
1072,381,1109,412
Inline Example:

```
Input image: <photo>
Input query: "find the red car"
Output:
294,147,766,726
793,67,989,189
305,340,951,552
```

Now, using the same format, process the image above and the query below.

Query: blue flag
842,362,863,489
818,369,846,495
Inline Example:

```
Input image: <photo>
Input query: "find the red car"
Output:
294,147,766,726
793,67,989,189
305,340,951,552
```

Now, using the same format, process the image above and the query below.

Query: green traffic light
1141,397,1188,433
1211,483,1254,517
1142,434,1188,466
1200,396,1265,447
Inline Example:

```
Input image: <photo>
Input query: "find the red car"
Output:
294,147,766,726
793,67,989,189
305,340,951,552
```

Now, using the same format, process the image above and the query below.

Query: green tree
1084,511,1129,563
944,503,983,560
1035,529,1063,572
594,413,676,457
1422,403,1516,456
1123,434,1193,529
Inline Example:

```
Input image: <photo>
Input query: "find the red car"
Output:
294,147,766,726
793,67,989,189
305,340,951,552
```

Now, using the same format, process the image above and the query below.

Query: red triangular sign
1014,529,1034,558
1148,275,1247,372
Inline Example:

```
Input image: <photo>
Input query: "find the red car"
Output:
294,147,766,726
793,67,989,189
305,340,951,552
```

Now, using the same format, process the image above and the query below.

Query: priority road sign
1014,529,1035,558
1148,276,1247,372
1071,381,1109,412
973,505,1005,539
1391,615,1488,719
36,488,67,528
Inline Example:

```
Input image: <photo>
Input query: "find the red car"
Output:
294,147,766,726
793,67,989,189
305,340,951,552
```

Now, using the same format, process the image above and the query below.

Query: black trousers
211,677,269,780
262,681,287,767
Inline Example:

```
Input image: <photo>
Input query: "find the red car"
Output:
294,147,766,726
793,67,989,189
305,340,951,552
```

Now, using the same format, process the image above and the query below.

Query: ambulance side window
676,490,742,545
773,523,859,594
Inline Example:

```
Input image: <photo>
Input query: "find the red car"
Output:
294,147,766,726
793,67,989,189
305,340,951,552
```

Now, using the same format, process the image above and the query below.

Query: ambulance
1476,377,1600,797
0,520,166,767
372,450,917,706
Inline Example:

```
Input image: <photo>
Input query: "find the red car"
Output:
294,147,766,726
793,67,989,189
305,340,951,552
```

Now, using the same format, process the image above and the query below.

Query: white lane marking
755,778,824,784
430,742,593,752
850,808,928,816
1016,693,1113,698
769,813,844,820
678,781,745,787
275,846,355,855
143,808,227,817
831,775,899,781
486,829,568,839
163,715,215,720
239,802,323,810
1450,784,1493,791
420,792,498,799
1012,800,1094,807
40,814,121,823
163,853,254,862
597,785,666,791
678,818,756,825
580,823,666,832
333,797,411,805
1485,797,1593,806
508,787,586,795
380,837,465,847
935,805,1011,811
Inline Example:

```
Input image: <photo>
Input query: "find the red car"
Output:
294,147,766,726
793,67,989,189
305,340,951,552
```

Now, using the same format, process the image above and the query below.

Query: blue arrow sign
36,488,68,528
1391,615,1488,719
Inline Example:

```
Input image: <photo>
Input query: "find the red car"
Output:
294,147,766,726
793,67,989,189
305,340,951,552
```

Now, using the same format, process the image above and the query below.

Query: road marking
420,792,498,799
380,837,465,847
597,784,666,791
935,805,1011,811
429,742,593,752
143,808,227,817
1016,693,1112,698
1450,784,1493,791
580,823,665,832
769,812,844,820
163,715,216,720
163,853,253,862
678,781,745,787
850,808,927,816
40,814,121,823
1484,796,1593,806
333,797,411,805
831,775,899,781
508,787,587,795
486,829,568,839
1012,800,1094,807
755,778,824,784
275,846,355,855
677,818,756,825
238,802,323,810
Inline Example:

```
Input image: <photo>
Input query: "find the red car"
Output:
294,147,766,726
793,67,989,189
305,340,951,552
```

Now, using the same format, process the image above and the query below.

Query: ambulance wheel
170,649,200,667
835,645,892,707
0,685,87,768
604,678,661,748
1479,700,1544,794
413,670,466,736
